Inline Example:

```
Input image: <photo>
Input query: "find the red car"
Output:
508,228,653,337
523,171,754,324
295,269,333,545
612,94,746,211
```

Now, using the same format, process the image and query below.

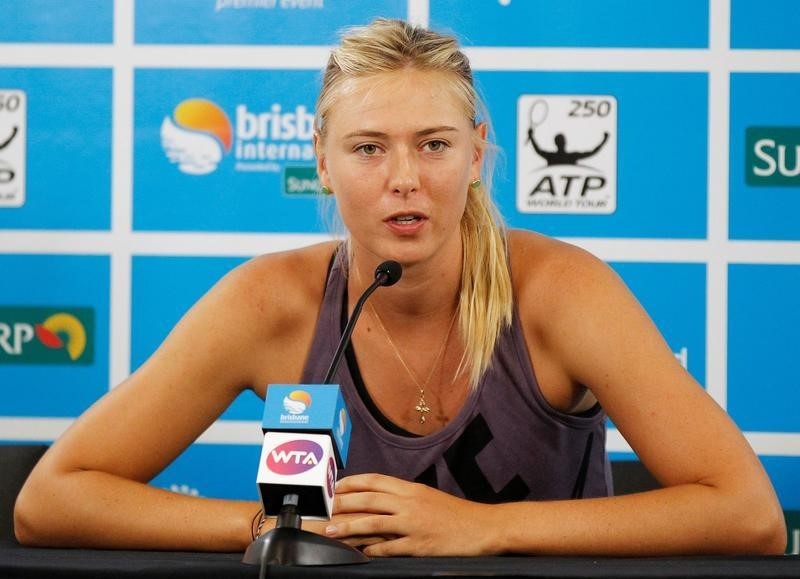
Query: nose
387,146,420,196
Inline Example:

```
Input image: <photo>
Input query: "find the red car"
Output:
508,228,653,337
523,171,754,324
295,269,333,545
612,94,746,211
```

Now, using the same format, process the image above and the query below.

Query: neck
348,242,462,321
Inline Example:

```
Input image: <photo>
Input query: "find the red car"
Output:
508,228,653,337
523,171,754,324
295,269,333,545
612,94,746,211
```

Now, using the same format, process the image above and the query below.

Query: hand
325,473,498,557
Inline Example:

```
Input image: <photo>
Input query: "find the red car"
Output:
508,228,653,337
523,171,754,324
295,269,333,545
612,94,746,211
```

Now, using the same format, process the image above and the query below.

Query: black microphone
322,260,402,384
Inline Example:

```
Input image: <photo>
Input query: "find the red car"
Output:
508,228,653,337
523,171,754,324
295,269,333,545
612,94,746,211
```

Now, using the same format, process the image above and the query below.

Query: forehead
324,69,471,134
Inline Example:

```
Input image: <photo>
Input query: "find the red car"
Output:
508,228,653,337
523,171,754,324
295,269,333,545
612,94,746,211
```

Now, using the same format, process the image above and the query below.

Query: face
315,68,485,269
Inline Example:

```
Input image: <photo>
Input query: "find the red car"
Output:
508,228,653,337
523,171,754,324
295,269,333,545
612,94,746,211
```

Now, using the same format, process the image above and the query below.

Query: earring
321,185,333,195
470,179,482,189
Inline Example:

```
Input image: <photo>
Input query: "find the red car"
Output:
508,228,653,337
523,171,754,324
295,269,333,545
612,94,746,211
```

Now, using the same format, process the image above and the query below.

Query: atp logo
283,390,311,415
0,307,94,365
161,98,233,175
266,440,323,475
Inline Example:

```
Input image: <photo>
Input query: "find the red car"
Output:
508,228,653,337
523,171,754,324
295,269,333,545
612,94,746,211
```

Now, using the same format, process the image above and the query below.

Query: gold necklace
353,263,457,424
369,303,457,424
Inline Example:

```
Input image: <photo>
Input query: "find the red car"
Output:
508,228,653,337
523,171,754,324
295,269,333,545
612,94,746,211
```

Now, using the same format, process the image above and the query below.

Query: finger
363,536,414,558
338,535,387,549
334,491,398,515
336,473,409,494
326,514,400,540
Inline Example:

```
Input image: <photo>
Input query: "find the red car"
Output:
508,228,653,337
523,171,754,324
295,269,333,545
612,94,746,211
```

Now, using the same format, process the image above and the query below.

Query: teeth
394,215,418,222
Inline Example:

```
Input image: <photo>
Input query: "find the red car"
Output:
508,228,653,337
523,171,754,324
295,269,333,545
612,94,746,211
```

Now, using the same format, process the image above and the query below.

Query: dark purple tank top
301,254,612,503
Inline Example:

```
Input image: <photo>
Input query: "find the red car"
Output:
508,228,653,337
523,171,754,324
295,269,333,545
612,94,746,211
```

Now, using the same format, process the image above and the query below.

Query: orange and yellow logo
0,307,93,365
161,99,233,175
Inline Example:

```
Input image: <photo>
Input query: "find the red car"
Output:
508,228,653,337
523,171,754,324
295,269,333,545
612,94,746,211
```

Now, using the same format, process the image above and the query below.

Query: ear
314,132,330,188
471,122,488,180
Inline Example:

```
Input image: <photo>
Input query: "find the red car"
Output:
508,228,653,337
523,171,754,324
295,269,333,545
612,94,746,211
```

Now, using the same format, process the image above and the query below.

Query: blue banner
728,264,800,433
0,255,110,418
431,0,708,48
133,68,328,232
0,68,112,230
135,0,406,45
731,0,800,49
730,73,800,240
479,71,708,239
0,0,113,43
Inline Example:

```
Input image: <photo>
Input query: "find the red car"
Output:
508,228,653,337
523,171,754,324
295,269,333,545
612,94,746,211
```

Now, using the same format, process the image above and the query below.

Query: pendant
415,393,431,424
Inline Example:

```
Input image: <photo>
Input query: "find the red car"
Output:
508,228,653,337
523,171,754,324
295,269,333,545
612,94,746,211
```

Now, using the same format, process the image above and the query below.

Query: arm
13,247,330,551
328,235,786,556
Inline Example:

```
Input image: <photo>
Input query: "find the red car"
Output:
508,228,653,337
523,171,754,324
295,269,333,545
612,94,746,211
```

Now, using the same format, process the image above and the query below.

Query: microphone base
242,527,370,567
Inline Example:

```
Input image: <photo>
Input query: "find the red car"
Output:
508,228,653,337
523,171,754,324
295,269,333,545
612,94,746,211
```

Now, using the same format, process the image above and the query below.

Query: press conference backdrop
0,0,798,552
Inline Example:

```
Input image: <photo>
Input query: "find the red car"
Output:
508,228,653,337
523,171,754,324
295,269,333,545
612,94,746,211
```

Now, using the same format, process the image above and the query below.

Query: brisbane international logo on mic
280,389,312,425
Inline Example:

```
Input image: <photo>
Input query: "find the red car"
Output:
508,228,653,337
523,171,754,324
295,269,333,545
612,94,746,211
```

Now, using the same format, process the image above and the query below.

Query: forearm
15,469,258,552
486,484,786,556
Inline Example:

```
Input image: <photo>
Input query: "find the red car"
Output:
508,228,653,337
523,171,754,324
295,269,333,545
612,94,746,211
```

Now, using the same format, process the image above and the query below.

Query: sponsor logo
0,89,26,208
161,97,317,192
517,95,617,214
337,408,347,438
283,390,311,414
0,307,94,365
161,99,233,175
746,127,800,187
326,456,336,498
215,0,324,11
280,389,312,425
266,439,323,475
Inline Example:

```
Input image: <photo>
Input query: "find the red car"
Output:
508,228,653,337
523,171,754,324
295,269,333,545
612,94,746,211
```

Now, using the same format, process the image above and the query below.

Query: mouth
385,212,427,225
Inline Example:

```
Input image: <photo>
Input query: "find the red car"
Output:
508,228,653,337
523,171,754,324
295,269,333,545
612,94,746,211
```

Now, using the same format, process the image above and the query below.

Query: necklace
369,302,457,424
352,263,457,424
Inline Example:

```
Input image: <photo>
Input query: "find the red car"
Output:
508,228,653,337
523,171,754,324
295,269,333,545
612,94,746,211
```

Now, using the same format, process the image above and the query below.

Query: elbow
745,506,787,555
13,472,58,547
730,489,788,555
14,484,43,547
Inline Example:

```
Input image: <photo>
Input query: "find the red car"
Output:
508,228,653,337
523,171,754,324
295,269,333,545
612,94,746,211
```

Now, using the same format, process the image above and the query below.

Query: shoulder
507,229,632,347
507,229,617,301
213,241,340,337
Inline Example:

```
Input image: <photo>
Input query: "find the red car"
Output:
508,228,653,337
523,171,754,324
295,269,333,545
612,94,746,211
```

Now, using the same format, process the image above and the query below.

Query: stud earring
321,185,333,195
470,179,482,189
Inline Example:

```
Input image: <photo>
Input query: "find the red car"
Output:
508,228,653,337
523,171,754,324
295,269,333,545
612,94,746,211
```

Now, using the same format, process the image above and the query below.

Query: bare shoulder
507,229,618,312
223,241,339,334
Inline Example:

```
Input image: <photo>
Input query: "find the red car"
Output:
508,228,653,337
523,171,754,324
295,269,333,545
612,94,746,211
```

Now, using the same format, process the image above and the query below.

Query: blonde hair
316,18,512,389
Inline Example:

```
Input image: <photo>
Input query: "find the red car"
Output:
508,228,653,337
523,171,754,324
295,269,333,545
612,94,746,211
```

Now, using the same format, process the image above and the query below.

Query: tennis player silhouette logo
516,95,617,215
525,99,609,168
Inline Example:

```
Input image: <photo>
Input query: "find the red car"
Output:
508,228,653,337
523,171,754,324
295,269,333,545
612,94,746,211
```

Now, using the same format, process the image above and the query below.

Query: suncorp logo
0,307,94,365
266,440,324,475
746,127,800,187
161,97,318,191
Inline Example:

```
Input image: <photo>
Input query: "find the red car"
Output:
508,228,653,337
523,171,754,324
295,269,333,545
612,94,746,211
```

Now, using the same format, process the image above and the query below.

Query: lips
385,211,427,224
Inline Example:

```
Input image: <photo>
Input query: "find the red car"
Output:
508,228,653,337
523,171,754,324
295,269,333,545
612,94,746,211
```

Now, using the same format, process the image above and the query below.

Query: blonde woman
15,19,785,556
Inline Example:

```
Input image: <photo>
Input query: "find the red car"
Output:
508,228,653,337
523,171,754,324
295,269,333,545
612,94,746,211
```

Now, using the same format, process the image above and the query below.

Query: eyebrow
342,126,460,140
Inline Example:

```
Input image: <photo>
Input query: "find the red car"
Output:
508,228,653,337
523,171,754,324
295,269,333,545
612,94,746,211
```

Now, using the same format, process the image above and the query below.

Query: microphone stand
242,261,402,569
242,493,367,568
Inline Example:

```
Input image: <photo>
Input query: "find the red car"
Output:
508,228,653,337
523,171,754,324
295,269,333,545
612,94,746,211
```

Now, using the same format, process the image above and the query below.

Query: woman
15,19,786,556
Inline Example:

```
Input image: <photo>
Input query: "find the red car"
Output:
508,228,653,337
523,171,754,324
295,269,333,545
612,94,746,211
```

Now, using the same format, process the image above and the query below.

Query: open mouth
390,215,422,224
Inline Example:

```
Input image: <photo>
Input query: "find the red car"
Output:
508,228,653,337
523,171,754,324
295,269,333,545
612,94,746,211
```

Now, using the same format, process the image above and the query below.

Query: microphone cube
261,384,351,468
256,431,337,519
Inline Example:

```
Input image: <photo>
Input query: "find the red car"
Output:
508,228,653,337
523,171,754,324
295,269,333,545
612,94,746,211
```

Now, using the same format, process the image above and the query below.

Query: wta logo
161,99,232,175
0,307,94,365
283,390,311,415
266,440,323,475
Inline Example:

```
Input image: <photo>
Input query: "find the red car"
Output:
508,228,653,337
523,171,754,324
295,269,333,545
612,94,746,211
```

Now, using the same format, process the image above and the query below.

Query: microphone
322,260,402,385
245,260,401,567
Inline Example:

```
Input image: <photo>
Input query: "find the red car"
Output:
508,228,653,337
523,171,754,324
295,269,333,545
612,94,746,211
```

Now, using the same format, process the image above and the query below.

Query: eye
355,143,380,156
424,140,449,153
